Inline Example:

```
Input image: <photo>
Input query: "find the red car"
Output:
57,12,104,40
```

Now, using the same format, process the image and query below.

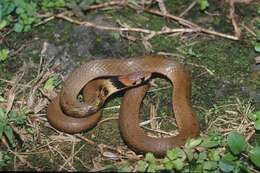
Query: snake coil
47,55,200,157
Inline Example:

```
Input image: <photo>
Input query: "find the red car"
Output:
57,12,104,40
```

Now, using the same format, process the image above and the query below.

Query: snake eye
97,86,109,99
102,87,109,96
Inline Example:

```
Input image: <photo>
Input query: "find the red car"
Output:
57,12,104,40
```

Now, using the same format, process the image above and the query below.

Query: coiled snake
47,55,200,157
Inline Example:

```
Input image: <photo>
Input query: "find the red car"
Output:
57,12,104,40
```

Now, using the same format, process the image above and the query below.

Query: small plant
0,0,70,33
137,152,162,172
197,0,209,11
43,75,61,91
248,111,260,130
0,0,38,32
0,49,9,61
0,108,28,148
0,151,12,168
113,129,260,172
41,0,66,11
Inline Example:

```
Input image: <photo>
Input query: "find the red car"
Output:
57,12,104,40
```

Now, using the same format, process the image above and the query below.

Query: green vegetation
115,126,260,172
0,108,28,147
198,0,209,11
0,0,68,32
0,49,9,61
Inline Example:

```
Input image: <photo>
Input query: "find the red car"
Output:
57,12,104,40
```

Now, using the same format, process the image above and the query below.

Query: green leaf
0,20,7,30
9,110,26,125
167,148,186,160
145,152,156,163
163,157,174,170
183,148,193,161
197,151,207,163
15,7,24,14
223,152,237,161
0,96,6,102
0,108,7,138
203,161,218,171
137,160,148,172
147,163,157,172
167,149,178,160
249,146,260,167
117,162,130,172
0,122,5,139
227,131,247,155
185,138,203,148
111,31,120,40
0,108,5,119
172,159,184,171
200,138,219,148
256,31,260,40
208,149,221,161
14,23,23,32
255,42,260,53
4,125,15,147
0,96,4,103
198,0,209,11
0,48,9,61
219,157,236,172
254,119,260,130
44,76,60,91
248,112,257,121
43,76,60,91
193,164,203,172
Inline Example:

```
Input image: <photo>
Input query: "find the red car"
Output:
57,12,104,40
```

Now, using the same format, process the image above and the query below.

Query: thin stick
97,117,119,126
83,0,127,11
141,126,176,136
75,134,96,145
128,4,239,40
55,13,196,35
179,0,197,17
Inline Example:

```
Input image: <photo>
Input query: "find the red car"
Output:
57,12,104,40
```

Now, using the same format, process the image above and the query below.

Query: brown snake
47,55,200,157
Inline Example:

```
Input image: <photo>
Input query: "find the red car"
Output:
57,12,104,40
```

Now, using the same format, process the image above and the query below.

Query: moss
150,36,179,52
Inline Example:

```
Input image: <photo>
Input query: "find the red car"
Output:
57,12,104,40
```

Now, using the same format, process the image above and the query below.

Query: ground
0,0,259,171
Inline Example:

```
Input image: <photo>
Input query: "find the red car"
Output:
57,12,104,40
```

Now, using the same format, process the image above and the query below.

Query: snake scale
47,55,200,157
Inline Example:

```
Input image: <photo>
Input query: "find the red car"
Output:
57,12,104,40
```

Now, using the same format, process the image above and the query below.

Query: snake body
47,55,200,157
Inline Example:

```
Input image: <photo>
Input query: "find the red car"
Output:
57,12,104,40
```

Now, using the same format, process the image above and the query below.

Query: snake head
118,71,152,86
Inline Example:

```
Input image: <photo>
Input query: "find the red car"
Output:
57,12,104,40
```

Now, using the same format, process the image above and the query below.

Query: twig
156,0,168,15
187,62,215,76
97,117,119,126
49,144,76,171
9,44,27,57
0,78,31,88
74,134,96,145
59,143,86,171
149,104,157,129
5,70,25,115
228,0,241,38
128,3,198,28
55,12,197,36
127,4,239,40
83,0,127,11
241,23,257,37
147,86,171,93
103,105,120,110
141,126,176,136
179,0,197,17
